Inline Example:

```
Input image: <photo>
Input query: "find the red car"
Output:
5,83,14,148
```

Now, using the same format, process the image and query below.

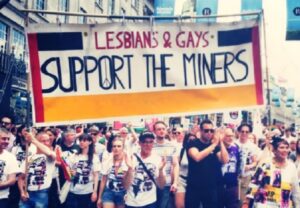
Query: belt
223,184,238,189
180,175,187,180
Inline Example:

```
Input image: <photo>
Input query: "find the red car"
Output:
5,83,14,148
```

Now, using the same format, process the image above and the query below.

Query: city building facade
0,0,154,124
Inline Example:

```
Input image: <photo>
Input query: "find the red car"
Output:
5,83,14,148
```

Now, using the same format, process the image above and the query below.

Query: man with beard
125,131,166,208
186,119,229,208
0,127,19,207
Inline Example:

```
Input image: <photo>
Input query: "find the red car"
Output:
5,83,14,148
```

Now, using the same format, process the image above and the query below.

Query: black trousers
185,186,219,208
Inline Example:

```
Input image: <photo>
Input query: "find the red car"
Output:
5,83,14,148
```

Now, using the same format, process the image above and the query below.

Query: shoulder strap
179,147,185,165
134,153,157,186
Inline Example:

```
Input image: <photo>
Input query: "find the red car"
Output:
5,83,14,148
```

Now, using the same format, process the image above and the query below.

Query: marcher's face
112,140,123,155
0,132,10,150
154,123,167,139
120,131,128,139
201,124,214,141
38,134,51,148
46,131,55,143
290,142,296,151
65,133,76,143
79,138,91,149
1,117,12,131
274,143,289,160
89,131,99,143
174,131,184,141
224,129,234,145
239,126,250,141
140,138,154,154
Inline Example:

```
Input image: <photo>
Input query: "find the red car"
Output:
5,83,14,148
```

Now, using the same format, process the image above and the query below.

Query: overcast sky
175,0,300,97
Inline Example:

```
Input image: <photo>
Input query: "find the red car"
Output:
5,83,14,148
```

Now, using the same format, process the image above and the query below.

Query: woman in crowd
9,125,36,208
97,136,131,208
294,139,300,184
175,133,197,208
242,137,300,208
65,133,100,208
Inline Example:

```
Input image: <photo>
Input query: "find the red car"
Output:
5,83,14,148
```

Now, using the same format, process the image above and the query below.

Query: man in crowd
125,131,166,208
1,115,16,151
152,121,179,208
0,127,19,207
186,119,229,208
236,123,259,205
18,132,56,207
220,127,241,208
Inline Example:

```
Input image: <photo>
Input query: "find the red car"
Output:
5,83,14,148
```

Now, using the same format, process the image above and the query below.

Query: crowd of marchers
1,114,300,208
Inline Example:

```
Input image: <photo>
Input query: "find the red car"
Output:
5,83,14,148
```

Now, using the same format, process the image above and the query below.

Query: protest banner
26,20,263,126
286,0,300,40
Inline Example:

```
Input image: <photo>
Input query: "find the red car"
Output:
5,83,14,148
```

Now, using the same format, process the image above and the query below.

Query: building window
58,0,69,23
12,29,25,59
109,0,115,15
78,7,87,23
121,8,126,15
0,21,8,51
36,0,45,10
96,0,103,9
131,0,139,9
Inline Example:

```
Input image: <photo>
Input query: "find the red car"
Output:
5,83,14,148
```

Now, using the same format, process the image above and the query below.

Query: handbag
133,153,157,186
59,180,71,204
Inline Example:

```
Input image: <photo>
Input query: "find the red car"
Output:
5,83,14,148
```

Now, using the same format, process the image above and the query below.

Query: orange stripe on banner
43,85,257,122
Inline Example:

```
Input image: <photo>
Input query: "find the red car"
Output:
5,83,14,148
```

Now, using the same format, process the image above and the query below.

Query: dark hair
271,136,289,150
139,131,155,142
0,114,15,124
46,128,58,137
78,133,94,166
296,139,300,155
106,133,115,153
237,123,253,133
199,119,213,130
153,121,167,130
182,133,196,149
14,125,27,150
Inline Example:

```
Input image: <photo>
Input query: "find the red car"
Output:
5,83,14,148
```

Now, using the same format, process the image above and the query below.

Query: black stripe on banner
218,28,252,46
286,31,300,40
37,32,83,51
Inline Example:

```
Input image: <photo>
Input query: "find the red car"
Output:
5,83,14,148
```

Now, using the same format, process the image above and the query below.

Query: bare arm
156,156,166,189
188,144,217,162
97,175,107,206
170,155,179,192
156,168,166,189
128,123,138,144
0,173,16,190
217,141,229,164
123,167,133,190
25,133,56,159
18,173,29,202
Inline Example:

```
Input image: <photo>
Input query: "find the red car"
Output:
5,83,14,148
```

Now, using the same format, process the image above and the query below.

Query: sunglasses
0,137,10,141
1,121,11,125
173,132,181,135
203,129,214,133
141,140,154,144
90,133,98,136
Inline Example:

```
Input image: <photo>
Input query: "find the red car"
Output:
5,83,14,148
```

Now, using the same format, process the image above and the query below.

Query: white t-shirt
101,155,128,192
68,154,100,195
6,132,16,152
247,160,300,208
152,140,177,185
236,140,260,177
0,150,19,199
11,144,37,166
125,153,161,207
20,153,55,191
